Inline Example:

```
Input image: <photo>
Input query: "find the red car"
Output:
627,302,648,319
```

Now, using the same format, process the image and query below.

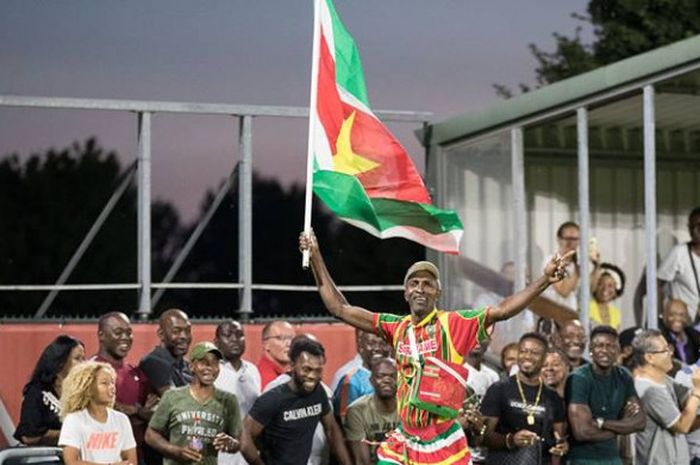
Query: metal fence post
136,112,152,320
239,115,253,318
511,127,527,293
577,108,591,330
643,86,658,329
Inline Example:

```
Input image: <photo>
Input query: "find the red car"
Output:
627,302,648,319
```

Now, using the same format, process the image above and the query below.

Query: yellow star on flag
332,111,380,176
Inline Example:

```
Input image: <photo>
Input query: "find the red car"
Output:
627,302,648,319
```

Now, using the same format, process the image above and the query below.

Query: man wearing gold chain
299,231,574,465
479,332,568,464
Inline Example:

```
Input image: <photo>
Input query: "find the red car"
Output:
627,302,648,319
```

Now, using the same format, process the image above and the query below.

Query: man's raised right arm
299,231,376,333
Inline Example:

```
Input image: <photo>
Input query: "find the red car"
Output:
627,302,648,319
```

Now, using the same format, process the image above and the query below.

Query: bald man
139,308,194,396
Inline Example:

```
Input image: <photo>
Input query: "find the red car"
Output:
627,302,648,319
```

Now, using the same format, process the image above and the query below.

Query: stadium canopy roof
424,34,700,148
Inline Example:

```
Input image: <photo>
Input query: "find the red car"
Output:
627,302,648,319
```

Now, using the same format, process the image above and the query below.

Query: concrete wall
0,321,356,447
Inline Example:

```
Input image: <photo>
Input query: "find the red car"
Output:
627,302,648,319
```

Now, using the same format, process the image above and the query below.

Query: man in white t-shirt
464,342,500,398
658,207,700,322
214,320,261,465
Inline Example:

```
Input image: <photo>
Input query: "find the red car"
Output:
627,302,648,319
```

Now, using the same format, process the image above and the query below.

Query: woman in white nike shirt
59,361,137,465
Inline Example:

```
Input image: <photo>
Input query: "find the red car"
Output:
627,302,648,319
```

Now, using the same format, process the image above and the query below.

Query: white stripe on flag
319,0,335,60
342,218,463,254
312,111,334,170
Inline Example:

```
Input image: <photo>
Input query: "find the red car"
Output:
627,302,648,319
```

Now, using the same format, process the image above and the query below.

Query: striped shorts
377,421,473,465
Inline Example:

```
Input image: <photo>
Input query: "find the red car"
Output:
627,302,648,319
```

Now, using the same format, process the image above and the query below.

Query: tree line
0,138,422,319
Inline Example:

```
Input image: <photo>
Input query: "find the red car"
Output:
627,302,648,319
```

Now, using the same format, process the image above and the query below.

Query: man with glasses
257,320,296,390
633,329,700,465
542,222,582,310
566,325,645,465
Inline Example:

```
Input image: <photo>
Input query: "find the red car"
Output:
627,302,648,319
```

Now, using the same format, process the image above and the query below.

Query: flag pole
302,0,322,269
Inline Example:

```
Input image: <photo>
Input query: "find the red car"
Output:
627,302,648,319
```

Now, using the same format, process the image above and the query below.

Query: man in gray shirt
632,329,700,465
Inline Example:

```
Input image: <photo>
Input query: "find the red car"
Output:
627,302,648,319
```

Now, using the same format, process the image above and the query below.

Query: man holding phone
542,222,601,312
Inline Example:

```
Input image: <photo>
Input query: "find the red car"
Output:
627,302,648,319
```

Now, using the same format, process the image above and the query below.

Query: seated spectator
589,263,625,330
15,335,85,445
333,330,391,422
480,332,567,465
146,342,241,465
58,361,137,465
464,341,500,398
554,319,587,368
499,343,519,378
660,298,700,365
632,329,700,465
257,320,296,390
541,348,570,399
344,357,399,465
92,312,157,462
566,325,645,465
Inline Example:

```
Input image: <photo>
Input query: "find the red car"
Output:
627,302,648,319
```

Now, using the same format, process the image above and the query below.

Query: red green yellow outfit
372,307,491,465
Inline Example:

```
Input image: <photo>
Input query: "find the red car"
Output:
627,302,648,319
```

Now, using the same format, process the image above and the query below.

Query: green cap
403,261,441,288
189,341,223,361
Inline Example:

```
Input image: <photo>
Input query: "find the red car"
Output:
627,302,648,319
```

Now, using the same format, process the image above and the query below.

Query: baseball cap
189,341,223,361
403,261,441,288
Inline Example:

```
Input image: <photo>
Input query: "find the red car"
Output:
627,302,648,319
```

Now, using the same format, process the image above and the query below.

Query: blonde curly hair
60,361,116,419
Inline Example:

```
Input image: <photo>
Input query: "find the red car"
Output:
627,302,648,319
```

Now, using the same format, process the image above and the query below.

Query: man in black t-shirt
139,308,193,465
480,332,568,465
139,308,193,395
240,336,351,465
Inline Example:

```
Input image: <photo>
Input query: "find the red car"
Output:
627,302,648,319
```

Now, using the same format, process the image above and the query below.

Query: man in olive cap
146,342,241,465
299,231,574,465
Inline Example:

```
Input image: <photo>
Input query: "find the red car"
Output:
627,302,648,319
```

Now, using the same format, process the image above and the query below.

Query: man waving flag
302,0,463,257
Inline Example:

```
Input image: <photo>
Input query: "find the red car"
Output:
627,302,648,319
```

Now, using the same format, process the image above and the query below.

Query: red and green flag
303,0,463,254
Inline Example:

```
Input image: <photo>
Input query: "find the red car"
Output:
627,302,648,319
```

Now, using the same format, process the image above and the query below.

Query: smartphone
589,237,598,257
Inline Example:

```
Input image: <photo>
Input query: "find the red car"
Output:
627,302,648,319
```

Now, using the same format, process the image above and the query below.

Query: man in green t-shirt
565,326,645,465
146,341,241,465
344,357,399,465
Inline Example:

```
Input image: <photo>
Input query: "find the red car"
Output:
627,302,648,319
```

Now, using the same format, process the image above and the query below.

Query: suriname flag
309,0,464,254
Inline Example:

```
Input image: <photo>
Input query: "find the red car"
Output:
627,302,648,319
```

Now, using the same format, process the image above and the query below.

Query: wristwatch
596,417,605,429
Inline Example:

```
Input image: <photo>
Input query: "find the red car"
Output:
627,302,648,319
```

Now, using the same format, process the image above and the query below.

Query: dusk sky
0,1,592,222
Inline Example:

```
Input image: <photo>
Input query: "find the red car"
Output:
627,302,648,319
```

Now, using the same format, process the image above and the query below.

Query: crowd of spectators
10,206,700,465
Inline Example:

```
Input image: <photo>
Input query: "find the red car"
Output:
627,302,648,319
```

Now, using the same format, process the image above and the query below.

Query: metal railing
0,95,429,320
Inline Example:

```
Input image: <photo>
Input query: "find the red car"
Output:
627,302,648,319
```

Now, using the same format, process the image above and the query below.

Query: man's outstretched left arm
488,250,575,324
